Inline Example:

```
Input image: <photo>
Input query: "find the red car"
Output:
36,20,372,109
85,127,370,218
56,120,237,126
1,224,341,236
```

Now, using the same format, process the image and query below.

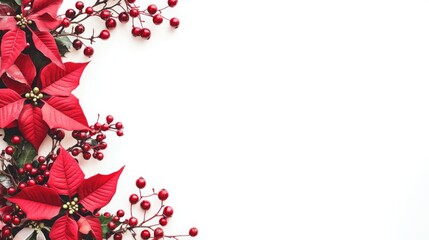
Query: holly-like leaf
18,104,49,151
40,62,88,97
55,36,71,57
0,89,24,128
42,95,89,130
77,167,124,213
0,29,26,74
50,215,78,240
16,140,37,168
7,185,62,220
48,147,84,197
98,215,113,239
30,30,63,69
78,216,102,240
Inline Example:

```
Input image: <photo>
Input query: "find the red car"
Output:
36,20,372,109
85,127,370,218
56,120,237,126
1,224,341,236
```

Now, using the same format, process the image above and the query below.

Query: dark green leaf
0,0,19,9
16,141,36,168
55,36,72,57
99,215,114,238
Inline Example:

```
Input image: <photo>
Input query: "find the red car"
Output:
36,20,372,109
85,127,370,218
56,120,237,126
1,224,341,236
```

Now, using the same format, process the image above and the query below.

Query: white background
62,0,429,239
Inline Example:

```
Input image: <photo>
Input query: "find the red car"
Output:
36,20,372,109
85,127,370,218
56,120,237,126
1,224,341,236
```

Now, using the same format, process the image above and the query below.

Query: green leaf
54,36,72,57
14,0,21,5
99,215,113,238
0,0,19,9
16,141,36,168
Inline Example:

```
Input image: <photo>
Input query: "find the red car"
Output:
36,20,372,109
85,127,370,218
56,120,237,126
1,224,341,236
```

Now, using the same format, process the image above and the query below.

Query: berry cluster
102,177,198,240
55,0,180,57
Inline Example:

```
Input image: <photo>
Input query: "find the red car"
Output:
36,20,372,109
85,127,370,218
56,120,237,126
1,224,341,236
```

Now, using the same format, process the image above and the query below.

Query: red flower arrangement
0,0,196,239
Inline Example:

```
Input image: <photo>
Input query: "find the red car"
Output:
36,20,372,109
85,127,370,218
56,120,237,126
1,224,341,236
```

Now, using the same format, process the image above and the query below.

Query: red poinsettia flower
0,0,63,74
8,147,124,240
0,60,89,150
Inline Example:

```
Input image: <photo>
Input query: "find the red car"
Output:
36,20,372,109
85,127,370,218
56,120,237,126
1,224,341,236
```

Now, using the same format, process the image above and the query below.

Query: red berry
99,30,110,40
84,46,94,57
128,217,138,227
100,10,111,20
129,194,139,204
170,17,180,28
74,24,85,34
113,233,122,240
37,156,45,163
5,146,14,155
106,115,114,123
30,168,38,175
93,122,102,130
163,206,174,217
27,179,36,186
140,200,151,210
131,27,141,37
11,136,21,145
83,152,91,160
129,8,139,18
140,28,151,39
158,189,169,201
85,6,94,15
95,152,104,160
2,227,11,237
153,14,163,25
127,0,136,3
116,209,125,217
99,142,108,150
65,9,76,18
39,164,47,171
154,228,164,238
135,177,146,189
7,187,16,195
71,148,80,156
61,18,71,27
101,123,109,130
75,1,84,10
159,217,168,226
18,168,25,175
147,4,158,15
2,214,11,223
24,163,32,172
168,0,178,7
107,221,116,230
105,18,117,29
189,227,198,237
141,230,151,239
115,122,123,129
18,182,27,190
118,12,129,23
55,129,65,140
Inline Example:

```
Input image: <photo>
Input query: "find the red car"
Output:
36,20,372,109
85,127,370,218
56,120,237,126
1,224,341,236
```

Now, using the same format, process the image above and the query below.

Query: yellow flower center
62,197,79,215
15,14,32,29
25,87,44,106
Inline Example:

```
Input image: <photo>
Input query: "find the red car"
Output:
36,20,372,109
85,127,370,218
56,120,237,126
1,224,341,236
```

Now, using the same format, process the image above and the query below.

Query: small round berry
113,233,122,240
5,146,14,155
129,194,139,204
118,12,129,23
140,200,151,210
153,14,163,25
83,152,91,160
2,214,11,223
18,182,27,190
61,18,71,27
85,6,94,15
65,9,76,18
99,30,110,40
74,24,85,34
107,221,116,230
30,168,38,175
147,4,158,15
82,143,91,152
38,156,45,163
71,148,80,156
18,168,25,175
189,227,198,237
116,209,125,217
116,130,124,136
84,46,94,57
11,136,21,145
141,230,151,239
99,142,108,150
2,227,11,237
127,0,136,3
140,28,151,39
75,1,84,10
154,228,164,238
36,175,44,183
27,179,36,186
159,217,168,226
115,122,123,129
105,18,117,29
24,163,32,172
170,17,180,28
168,0,178,7
136,177,146,189
129,8,139,18
7,187,16,195
112,216,120,222
158,189,169,201
131,27,141,37
106,115,114,123
163,206,174,217
95,151,104,161
103,212,111,218
128,217,138,227
100,10,111,20
55,129,65,140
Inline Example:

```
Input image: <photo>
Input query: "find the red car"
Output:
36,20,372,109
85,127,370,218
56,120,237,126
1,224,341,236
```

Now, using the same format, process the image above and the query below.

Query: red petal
48,147,84,197
40,62,89,96
5,54,35,87
29,13,62,31
18,104,49,151
0,29,27,74
0,89,24,128
1,74,30,94
27,0,62,19
78,216,102,240
42,95,89,130
0,5,17,31
7,185,62,220
31,30,63,69
50,215,78,240
78,167,124,213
